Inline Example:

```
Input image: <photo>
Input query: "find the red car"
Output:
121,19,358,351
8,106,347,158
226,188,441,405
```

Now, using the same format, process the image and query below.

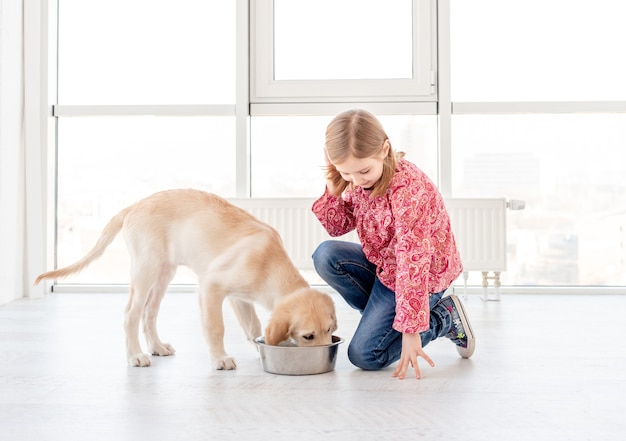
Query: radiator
228,198,358,271
230,197,522,300
445,198,508,300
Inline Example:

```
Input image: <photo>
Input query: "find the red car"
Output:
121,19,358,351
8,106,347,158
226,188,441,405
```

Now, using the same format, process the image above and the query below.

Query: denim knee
312,241,336,278
347,341,386,371
347,332,397,371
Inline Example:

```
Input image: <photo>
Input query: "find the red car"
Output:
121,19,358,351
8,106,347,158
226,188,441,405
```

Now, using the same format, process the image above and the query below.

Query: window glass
274,0,413,80
253,0,433,101
57,0,236,104
251,114,438,197
450,0,626,101
452,114,626,286
56,116,236,284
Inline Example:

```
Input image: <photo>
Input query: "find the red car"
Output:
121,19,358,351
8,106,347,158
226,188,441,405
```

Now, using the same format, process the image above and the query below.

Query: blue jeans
312,240,453,370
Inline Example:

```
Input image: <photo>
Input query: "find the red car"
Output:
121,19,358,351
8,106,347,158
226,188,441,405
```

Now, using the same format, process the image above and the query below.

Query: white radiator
445,198,508,300
230,197,523,300
229,198,358,271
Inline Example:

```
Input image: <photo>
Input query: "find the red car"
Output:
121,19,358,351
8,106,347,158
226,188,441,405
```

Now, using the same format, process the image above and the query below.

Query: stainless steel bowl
254,335,344,375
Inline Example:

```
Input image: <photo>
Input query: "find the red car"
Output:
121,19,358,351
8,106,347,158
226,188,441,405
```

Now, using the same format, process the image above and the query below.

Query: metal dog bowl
254,335,344,375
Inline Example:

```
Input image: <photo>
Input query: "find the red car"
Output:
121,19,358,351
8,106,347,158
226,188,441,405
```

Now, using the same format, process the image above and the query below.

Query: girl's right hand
392,332,435,380
323,149,339,194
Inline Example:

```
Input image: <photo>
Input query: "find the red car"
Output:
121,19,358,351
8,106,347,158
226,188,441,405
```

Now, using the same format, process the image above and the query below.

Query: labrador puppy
35,189,337,369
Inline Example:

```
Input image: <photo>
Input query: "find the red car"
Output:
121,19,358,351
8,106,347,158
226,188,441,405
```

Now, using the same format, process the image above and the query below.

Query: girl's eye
360,170,369,175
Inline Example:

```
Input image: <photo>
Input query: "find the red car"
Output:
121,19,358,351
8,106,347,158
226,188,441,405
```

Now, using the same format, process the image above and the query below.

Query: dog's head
265,288,337,346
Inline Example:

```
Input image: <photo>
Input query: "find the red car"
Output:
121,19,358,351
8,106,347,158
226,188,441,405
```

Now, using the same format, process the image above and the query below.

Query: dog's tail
34,205,133,285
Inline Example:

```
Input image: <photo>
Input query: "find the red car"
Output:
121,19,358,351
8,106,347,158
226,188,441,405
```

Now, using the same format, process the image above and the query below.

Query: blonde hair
325,109,402,198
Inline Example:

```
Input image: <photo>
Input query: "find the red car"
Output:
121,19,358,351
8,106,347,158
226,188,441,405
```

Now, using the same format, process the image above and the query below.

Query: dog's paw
214,356,237,370
151,343,176,357
128,353,152,367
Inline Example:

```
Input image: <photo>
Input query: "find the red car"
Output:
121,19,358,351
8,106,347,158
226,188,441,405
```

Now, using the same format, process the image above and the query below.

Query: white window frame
22,0,626,295
250,0,437,105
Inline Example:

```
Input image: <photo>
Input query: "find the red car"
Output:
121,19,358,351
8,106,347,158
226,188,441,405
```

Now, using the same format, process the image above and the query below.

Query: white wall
0,0,50,305
0,1,25,305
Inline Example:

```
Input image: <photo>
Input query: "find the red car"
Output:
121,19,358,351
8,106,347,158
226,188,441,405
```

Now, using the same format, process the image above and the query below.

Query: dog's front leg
198,284,236,370
228,298,262,345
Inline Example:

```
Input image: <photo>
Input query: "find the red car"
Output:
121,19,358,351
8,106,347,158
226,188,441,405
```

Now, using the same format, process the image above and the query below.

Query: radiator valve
507,199,525,210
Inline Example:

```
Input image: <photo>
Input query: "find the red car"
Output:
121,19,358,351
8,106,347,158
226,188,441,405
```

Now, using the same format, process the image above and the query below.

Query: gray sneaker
438,294,475,358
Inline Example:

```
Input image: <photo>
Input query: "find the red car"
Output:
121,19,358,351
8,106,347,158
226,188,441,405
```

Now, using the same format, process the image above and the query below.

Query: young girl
312,109,475,380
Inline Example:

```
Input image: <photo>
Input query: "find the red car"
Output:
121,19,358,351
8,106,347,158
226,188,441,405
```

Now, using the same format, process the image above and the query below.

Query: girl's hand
392,332,435,380
323,148,339,194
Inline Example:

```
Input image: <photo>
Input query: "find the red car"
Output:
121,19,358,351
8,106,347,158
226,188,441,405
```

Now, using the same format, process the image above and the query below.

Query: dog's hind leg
198,280,237,370
228,298,262,345
124,283,152,367
125,263,163,367
143,264,177,357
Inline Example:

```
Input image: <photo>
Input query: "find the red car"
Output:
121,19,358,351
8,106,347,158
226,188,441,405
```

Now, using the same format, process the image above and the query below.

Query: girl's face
332,140,390,189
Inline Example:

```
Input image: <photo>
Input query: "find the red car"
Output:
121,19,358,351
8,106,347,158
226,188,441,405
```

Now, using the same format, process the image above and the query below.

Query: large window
449,0,626,287
450,114,626,286
50,0,626,290
53,0,439,286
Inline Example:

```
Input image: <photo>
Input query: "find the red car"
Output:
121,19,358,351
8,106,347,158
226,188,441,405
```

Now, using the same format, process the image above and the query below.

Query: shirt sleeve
389,184,435,334
312,187,356,237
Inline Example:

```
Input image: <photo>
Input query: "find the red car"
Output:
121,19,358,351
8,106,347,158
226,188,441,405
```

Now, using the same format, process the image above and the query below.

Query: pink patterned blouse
312,158,463,334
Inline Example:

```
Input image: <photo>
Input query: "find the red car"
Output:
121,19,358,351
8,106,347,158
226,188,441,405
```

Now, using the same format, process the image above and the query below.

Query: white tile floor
1,290,625,441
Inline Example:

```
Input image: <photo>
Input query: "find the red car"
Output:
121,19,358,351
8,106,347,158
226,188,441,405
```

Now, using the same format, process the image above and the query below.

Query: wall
0,0,25,305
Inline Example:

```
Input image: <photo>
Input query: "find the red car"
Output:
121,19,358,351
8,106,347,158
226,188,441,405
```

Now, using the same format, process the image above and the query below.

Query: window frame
22,0,626,294
250,0,437,105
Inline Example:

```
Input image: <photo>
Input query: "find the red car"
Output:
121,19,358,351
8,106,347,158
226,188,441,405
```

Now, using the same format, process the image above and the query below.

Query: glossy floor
1,291,624,440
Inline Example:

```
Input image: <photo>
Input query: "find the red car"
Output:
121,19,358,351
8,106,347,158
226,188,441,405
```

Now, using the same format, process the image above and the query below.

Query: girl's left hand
392,332,435,380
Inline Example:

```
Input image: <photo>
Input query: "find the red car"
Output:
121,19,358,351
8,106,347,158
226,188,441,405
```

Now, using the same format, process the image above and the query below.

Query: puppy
35,189,337,369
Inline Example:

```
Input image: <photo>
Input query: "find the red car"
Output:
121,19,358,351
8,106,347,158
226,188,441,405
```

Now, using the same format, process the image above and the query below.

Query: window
58,0,236,105
451,114,626,286
55,0,237,284
48,0,626,290
250,114,438,197
450,0,626,101
450,0,626,287
251,0,436,103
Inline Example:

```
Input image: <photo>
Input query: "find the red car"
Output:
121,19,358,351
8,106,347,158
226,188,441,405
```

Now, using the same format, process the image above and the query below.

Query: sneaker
438,294,475,358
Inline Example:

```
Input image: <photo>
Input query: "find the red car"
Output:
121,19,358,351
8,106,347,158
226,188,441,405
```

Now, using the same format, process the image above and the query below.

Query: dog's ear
265,307,291,346
322,294,338,332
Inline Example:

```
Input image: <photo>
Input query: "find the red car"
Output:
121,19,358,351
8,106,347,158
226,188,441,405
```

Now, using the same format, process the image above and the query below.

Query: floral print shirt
312,158,463,334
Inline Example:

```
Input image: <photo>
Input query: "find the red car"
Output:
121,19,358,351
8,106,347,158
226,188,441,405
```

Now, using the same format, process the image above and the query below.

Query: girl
312,109,475,380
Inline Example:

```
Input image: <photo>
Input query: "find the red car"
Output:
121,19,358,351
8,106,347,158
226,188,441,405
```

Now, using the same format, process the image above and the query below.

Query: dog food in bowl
254,335,344,375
